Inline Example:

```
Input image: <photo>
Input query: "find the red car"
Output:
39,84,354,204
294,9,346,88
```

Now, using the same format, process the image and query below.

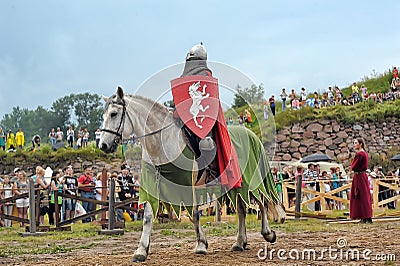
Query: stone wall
273,117,400,167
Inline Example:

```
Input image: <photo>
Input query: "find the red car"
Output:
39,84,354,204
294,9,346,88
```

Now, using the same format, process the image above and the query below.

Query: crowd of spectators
270,67,400,113
0,164,141,227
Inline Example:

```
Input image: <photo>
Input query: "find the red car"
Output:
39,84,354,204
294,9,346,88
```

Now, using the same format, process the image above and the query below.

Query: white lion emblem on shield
188,81,209,129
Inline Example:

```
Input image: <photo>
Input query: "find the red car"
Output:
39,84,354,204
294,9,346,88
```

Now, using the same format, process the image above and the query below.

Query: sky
1,0,400,118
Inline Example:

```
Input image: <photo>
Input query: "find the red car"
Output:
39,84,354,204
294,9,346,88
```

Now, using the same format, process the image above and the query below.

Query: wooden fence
282,177,400,214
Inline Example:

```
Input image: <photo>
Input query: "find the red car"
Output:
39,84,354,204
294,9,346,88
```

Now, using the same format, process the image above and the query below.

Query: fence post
28,179,36,233
282,182,289,209
373,178,379,209
55,190,60,228
101,168,108,222
319,180,326,213
295,174,302,220
108,178,116,230
215,200,221,222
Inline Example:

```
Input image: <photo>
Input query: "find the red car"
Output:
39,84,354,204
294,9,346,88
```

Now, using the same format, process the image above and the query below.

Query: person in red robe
350,138,372,223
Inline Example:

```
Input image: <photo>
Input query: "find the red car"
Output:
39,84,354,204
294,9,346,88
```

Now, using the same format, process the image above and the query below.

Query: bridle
101,98,174,147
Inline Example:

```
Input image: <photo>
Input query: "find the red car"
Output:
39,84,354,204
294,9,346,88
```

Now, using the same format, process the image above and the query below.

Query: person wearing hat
6,130,16,151
10,167,21,185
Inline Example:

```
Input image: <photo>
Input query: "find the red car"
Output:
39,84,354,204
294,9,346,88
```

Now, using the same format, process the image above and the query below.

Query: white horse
188,81,210,128
99,87,285,262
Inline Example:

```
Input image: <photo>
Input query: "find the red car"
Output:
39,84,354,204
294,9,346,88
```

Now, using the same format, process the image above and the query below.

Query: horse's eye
111,112,118,118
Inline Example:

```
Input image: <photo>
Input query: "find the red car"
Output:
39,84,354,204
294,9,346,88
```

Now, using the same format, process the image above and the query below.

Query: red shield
171,75,219,139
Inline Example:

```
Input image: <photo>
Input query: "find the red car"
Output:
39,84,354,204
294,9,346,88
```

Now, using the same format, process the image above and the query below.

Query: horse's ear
116,86,124,101
102,95,109,102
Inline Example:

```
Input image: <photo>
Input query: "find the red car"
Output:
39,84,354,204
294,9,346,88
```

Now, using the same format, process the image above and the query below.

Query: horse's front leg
231,196,248,251
258,198,277,243
192,205,208,254
132,202,153,262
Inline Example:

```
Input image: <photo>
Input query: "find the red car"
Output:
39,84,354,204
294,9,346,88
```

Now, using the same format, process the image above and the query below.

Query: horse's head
99,86,129,153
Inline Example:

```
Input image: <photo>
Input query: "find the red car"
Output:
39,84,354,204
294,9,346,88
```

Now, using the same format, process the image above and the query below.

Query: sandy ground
4,221,400,266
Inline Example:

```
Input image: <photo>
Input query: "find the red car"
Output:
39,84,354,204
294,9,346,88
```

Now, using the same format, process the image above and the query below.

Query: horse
99,86,285,262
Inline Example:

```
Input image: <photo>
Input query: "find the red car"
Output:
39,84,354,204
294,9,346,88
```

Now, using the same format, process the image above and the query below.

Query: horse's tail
267,201,286,224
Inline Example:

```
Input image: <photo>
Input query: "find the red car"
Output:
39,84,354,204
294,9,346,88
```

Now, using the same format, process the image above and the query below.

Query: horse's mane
125,94,171,115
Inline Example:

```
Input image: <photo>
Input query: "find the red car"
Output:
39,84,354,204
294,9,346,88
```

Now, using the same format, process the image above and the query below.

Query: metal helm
186,42,207,61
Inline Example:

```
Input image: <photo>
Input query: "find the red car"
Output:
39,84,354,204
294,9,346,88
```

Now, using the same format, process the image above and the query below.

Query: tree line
0,93,103,144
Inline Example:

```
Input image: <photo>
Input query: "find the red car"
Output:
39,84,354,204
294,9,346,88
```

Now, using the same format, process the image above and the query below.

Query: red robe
350,150,372,219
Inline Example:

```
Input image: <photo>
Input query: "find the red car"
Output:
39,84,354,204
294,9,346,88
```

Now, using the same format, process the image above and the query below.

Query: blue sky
1,1,400,118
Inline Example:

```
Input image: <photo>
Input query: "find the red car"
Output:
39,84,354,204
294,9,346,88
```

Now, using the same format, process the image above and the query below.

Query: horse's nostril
101,143,108,151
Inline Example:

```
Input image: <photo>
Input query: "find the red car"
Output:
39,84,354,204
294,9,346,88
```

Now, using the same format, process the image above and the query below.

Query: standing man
171,43,242,190
280,88,288,111
0,128,5,151
116,164,134,222
63,166,78,221
78,166,95,223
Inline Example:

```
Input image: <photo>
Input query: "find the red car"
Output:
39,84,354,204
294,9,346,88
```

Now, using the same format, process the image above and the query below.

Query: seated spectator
369,91,377,102
313,92,321,109
292,97,300,110
376,92,383,103
321,94,328,108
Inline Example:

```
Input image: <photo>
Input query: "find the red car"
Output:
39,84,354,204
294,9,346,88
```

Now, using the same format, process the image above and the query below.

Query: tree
232,84,265,108
73,93,103,133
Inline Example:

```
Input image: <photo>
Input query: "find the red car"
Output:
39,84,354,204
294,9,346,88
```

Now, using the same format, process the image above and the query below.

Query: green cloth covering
139,126,279,218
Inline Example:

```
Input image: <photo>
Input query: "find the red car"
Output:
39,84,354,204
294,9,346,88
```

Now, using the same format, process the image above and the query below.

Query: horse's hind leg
258,198,277,243
231,196,247,251
132,202,153,262
193,205,208,254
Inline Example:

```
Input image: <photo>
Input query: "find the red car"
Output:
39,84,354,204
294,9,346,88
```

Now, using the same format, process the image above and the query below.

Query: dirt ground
4,220,400,266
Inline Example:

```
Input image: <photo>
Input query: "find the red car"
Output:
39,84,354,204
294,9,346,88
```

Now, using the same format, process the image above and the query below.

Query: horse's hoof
262,230,277,243
132,254,146,262
231,243,244,252
194,242,207,255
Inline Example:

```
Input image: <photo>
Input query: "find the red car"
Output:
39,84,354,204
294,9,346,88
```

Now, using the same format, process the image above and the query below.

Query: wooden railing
281,177,400,214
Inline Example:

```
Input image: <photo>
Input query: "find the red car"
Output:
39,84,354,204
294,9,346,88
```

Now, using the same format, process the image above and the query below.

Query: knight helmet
186,42,207,61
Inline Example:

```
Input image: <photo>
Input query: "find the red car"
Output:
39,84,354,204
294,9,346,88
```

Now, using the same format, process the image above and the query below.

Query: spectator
292,96,300,110
49,171,63,225
327,86,334,105
303,163,318,211
350,138,372,223
300,87,307,106
6,130,16,151
393,66,398,79
361,84,368,101
31,166,50,225
15,128,25,150
238,113,244,127
289,89,296,109
331,167,342,210
48,128,57,147
269,95,276,116
56,127,64,142
244,109,252,125
280,88,288,111
116,164,135,222
66,125,74,148
228,116,234,125
313,92,321,109
281,166,294,207
13,170,29,227
77,127,84,140
369,91,377,102
95,128,102,148
31,135,41,151
271,167,283,203
63,166,78,221
1,176,14,227
335,86,342,104
0,128,6,151
95,172,105,220
78,166,95,223
321,171,333,210
351,82,359,96
263,101,269,120
82,128,89,148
